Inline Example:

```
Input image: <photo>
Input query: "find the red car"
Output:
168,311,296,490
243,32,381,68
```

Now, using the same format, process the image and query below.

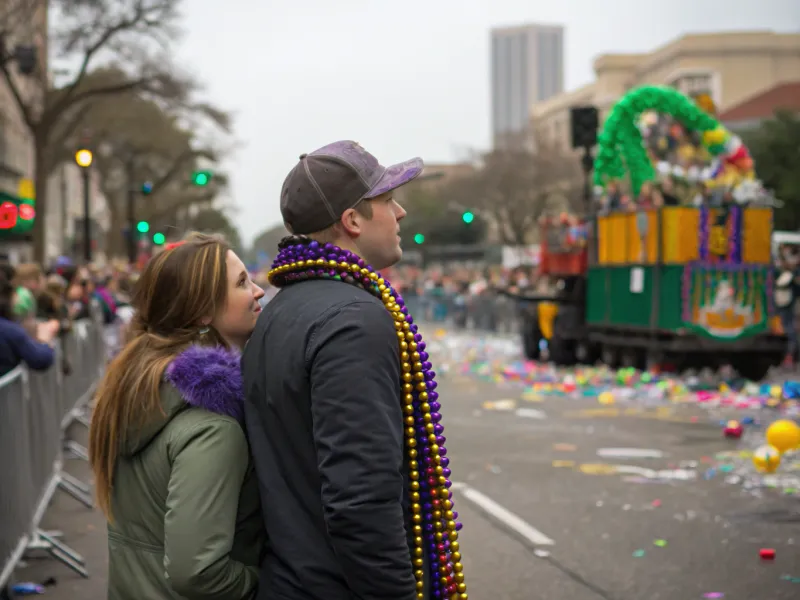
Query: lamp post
74,148,93,262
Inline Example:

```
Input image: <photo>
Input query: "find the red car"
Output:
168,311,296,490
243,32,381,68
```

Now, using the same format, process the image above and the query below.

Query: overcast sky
175,0,799,244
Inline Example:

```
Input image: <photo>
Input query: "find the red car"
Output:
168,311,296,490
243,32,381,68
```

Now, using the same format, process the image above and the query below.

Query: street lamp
74,148,93,261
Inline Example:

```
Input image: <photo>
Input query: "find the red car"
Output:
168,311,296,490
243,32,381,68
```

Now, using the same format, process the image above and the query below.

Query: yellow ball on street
765,419,800,453
598,391,615,405
752,444,781,473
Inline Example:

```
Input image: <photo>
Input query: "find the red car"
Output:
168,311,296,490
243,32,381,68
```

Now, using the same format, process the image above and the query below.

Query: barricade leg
63,440,90,462
26,530,88,578
56,471,94,509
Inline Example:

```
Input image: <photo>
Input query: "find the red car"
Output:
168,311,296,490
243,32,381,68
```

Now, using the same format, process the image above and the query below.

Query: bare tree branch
438,140,582,246
0,55,33,126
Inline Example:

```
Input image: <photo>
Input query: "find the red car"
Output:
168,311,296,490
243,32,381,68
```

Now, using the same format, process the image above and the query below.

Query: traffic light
142,181,153,194
192,170,212,186
153,232,166,245
136,221,150,234
462,211,475,224
413,233,425,244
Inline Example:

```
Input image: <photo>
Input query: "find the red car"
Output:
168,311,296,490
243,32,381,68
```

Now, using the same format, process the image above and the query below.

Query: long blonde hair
88,232,231,520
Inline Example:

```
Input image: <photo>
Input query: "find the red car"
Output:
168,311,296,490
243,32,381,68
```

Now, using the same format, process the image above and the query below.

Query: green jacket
106,345,264,599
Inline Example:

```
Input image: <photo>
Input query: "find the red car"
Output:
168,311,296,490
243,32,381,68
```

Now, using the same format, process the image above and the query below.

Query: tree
249,224,290,264
0,0,199,260
52,71,231,258
441,142,581,246
0,1,40,33
398,184,487,247
744,110,800,231
187,208,243,254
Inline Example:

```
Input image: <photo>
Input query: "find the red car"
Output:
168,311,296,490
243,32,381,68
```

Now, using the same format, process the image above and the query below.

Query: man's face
355,193,407,271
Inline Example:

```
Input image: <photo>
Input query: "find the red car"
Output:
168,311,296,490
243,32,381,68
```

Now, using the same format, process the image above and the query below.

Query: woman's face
211,251,265,349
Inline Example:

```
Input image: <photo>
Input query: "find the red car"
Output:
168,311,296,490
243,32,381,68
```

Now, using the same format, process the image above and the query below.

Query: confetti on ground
653,539,668,547
553,443,577,452
425,330,800,494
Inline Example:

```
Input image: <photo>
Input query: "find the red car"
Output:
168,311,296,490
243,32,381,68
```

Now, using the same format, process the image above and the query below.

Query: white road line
596,448,664,459
451,482,555,546
515,408,547,419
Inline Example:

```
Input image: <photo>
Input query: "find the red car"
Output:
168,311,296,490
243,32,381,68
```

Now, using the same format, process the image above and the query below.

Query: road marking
482,399,516,411
597,448,665,459
515,408,547,419
451,482,555,546
563,406,697,423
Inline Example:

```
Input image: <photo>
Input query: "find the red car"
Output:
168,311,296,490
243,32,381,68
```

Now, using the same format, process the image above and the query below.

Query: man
243,141,466,600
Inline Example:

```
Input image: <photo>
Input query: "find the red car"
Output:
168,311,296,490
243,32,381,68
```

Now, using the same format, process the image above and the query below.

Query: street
13,329,800,600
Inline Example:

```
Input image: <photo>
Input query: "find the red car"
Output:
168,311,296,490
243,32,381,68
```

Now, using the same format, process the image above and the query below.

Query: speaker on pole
570,106,599,149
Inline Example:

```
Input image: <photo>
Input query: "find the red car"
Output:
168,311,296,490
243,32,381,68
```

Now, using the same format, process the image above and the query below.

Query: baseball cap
280,140,424,235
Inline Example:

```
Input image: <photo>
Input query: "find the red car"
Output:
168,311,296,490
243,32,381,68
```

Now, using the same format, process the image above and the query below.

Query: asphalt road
11,332,800,599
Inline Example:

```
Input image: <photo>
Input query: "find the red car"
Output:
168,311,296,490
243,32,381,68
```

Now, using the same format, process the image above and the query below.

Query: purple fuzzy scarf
165,345,244,423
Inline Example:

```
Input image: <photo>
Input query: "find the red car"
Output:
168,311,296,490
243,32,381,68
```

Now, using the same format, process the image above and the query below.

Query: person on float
88,232,266,599
243,141,467,600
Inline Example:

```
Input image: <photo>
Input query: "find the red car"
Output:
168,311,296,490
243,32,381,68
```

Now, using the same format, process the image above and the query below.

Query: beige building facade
531,31,800,152
0,0,47,260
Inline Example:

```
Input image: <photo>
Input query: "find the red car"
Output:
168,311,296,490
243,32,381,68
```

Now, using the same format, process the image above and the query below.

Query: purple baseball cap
280,140,424,235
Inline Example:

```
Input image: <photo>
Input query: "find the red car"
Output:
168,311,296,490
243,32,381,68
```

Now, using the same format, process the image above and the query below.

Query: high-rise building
491,23,564,147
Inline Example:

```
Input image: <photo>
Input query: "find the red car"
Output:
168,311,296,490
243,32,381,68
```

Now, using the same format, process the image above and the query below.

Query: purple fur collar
165,345,244,424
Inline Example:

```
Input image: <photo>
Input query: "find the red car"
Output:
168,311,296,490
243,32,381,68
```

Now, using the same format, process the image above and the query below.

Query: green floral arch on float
592,85,731,196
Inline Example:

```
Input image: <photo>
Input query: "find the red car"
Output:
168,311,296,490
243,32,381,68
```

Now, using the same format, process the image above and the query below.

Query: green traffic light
413,233,425,244
192,171,211,186
462,211,475,224
136,221,150,234
153,232,166,245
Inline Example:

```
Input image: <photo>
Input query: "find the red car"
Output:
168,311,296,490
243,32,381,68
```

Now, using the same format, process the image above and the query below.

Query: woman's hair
89,232,231,519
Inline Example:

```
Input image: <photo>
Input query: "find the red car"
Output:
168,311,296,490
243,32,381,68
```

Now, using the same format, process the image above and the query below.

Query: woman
88,233,266,599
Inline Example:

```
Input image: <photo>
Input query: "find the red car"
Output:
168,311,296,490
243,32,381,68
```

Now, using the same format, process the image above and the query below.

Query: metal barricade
0,316,107,590
416,290,522,335
0,370,32,590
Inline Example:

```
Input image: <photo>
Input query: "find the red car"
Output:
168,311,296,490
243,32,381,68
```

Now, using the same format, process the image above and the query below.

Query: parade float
521,85,785,380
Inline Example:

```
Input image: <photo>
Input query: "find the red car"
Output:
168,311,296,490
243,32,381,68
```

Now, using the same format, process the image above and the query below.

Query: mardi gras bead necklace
268,235,467,600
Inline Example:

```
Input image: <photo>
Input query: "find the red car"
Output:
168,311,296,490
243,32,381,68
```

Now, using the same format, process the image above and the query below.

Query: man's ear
340,208,362,238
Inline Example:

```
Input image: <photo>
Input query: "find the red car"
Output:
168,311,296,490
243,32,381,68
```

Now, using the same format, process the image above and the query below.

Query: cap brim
363,157,424,199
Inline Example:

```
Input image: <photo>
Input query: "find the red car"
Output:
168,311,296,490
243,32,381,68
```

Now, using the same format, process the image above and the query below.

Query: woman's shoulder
164,344,245,426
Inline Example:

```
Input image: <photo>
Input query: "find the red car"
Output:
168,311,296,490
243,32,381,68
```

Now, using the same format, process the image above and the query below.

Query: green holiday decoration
594,85,721,196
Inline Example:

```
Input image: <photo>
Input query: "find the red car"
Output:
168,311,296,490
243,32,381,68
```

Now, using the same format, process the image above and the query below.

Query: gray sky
175,0,799,244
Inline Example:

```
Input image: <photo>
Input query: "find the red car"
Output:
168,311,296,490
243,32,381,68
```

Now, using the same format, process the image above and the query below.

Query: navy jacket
242,279,418,600
0,317,55,376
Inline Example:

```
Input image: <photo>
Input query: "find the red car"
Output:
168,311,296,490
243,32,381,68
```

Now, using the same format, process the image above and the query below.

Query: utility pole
74,148,93,262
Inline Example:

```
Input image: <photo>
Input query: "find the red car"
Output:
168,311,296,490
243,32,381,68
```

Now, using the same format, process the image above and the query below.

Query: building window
668,72,716,104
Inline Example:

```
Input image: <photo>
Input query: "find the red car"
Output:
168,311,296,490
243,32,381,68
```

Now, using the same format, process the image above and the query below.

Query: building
718,80,800,131
491,23,564,147
530,31,800,152
392,162,476,205
0,0,47,261
45,161,110,262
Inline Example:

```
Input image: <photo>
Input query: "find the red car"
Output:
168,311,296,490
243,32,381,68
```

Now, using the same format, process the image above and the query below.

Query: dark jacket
107,345,265,600
242,279,417,600
0,317,54,376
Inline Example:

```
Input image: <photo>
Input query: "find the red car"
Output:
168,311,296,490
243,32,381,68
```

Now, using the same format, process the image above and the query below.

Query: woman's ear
199,316,212,326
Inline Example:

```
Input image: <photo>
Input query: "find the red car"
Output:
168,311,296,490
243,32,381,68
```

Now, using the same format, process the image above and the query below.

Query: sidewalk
12,424,108,599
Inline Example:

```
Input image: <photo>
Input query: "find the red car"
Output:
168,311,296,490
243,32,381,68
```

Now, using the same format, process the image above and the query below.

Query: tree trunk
32,138,49,263
107,195,127,259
